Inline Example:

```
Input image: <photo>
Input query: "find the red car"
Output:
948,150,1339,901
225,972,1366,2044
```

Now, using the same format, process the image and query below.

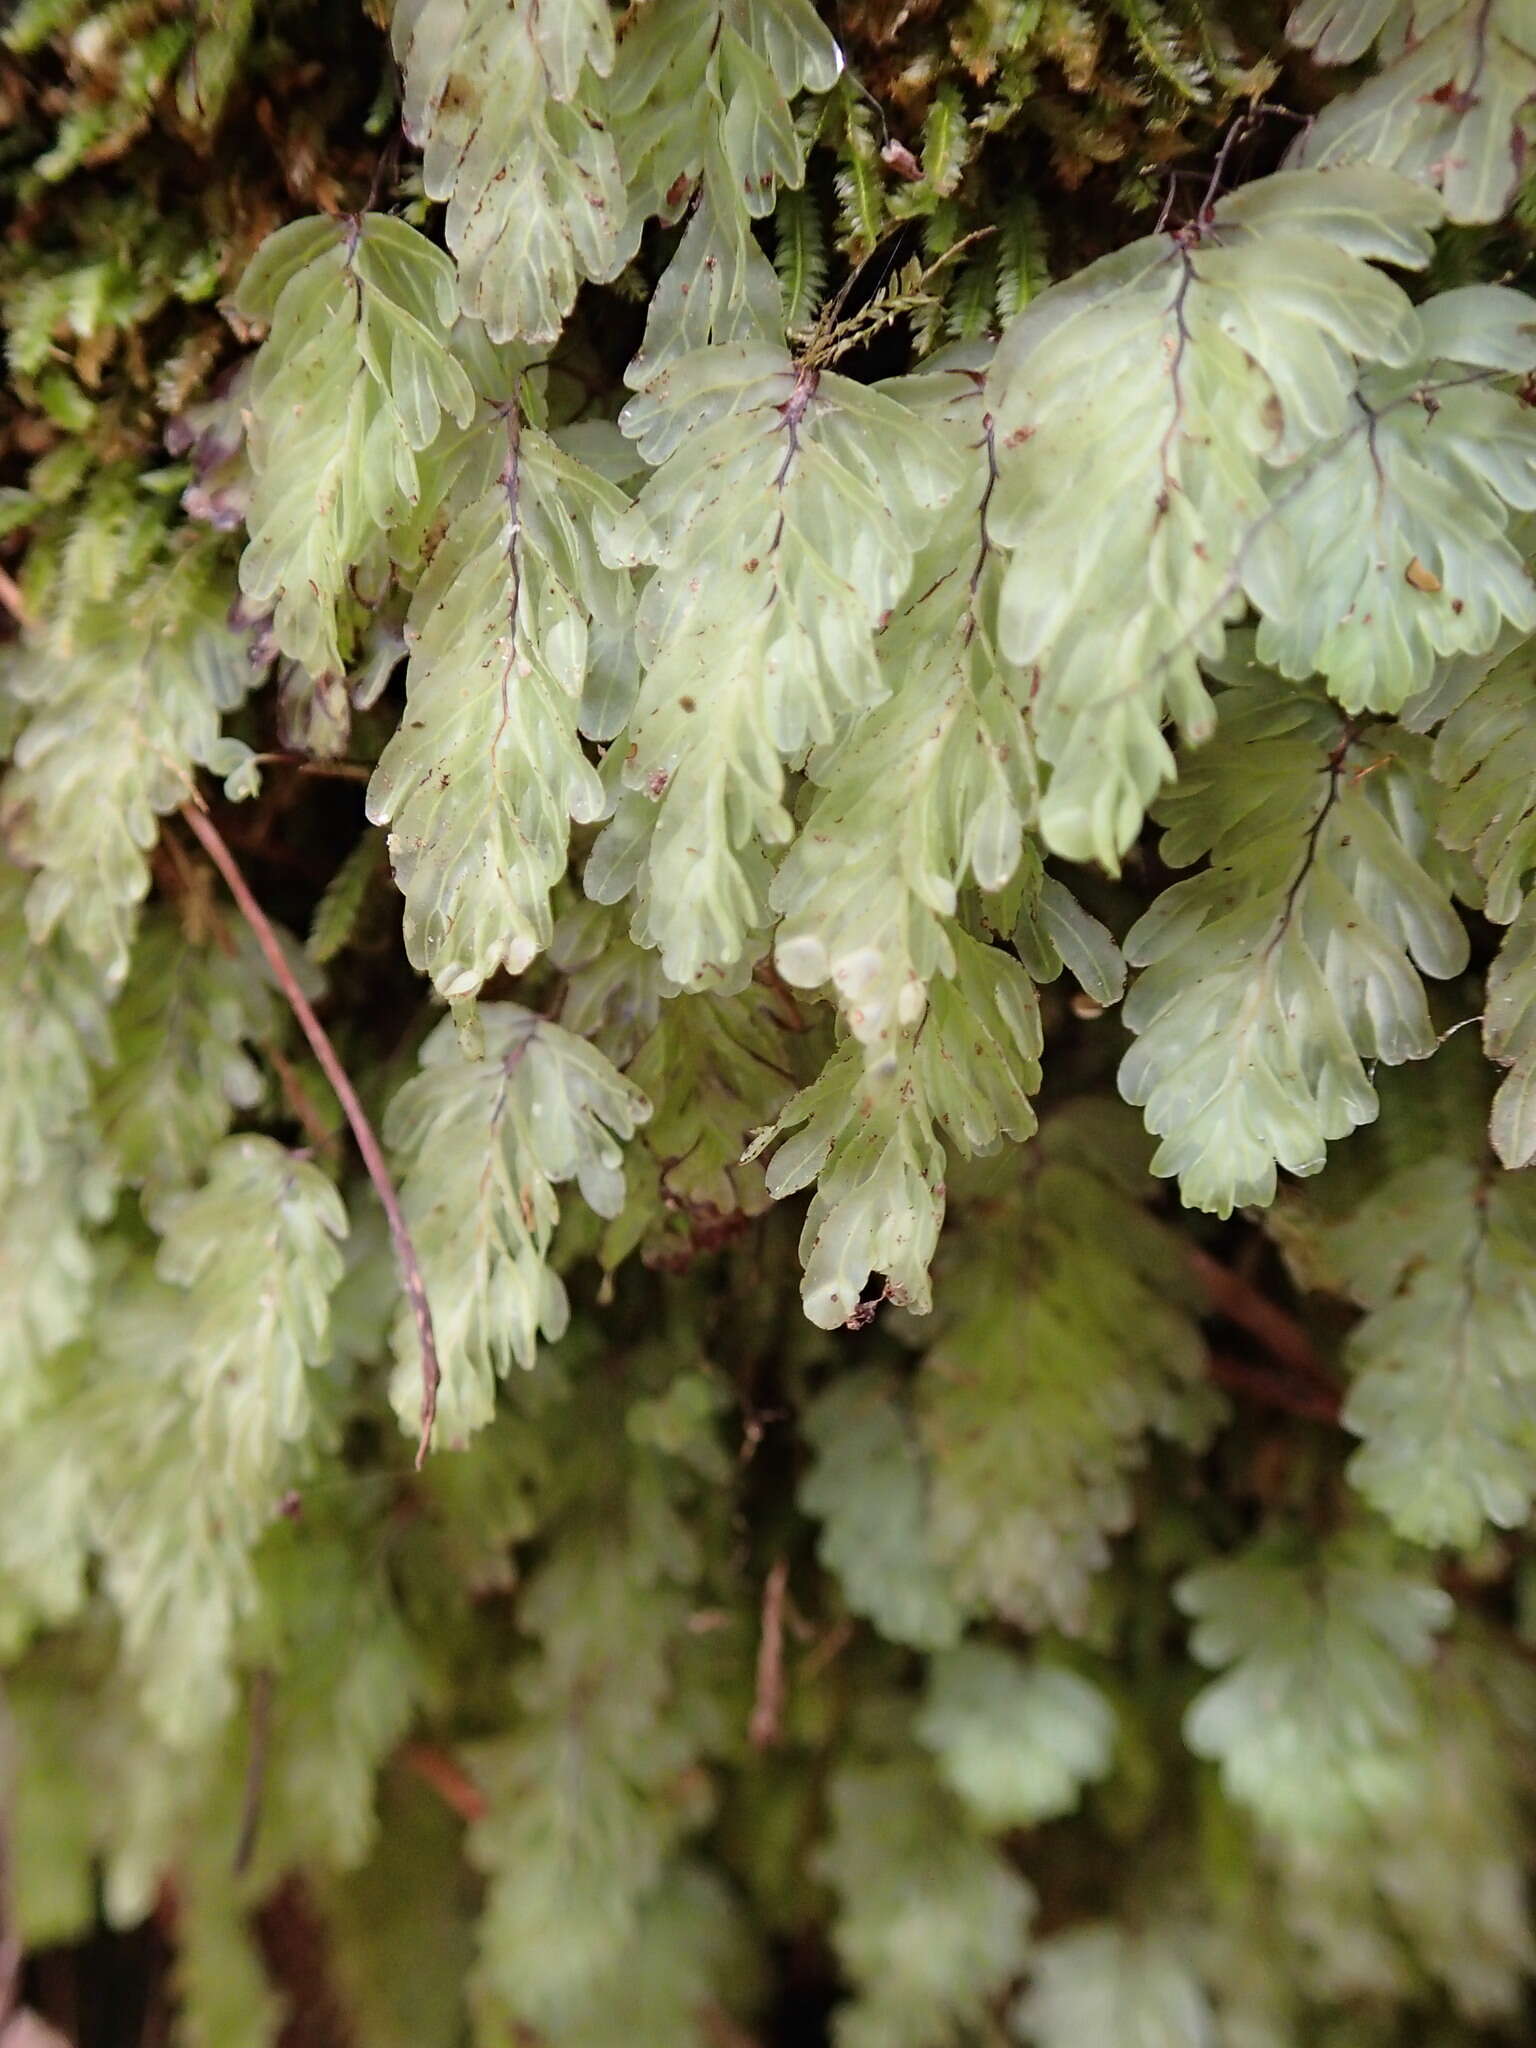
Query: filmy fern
11,0,1536,2041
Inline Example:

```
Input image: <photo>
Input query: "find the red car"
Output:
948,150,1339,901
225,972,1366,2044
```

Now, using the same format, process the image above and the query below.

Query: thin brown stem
0,565,35,636
233,1667,273,1877
748,1559,789,1751
180,796,441,1463
396,1742,488,1825
1209,1351,1341,1425
1187,1243,1335,1391
249,752,373,783
263,1042,341,1154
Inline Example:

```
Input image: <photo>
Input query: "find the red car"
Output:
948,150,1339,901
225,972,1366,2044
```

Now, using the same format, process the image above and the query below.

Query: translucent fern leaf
1486,898,1536,1167
591,346,964,983
1289,0,1536,222
916,1643,1117,1829
750,934,1040,1326
393,0,631,344
1317,1155,1536,1545
248,1525,425,1873
0,552,258,988
818,1750,1034,2048
610,0,841,234
465,1408,720,2040
0,870,110,1202
771,361,1047,1059
0,1160,95,1434
1270,1641,1536,2022
550,1865,761,2048
917,1105,1216,1630
1119,660,1469,1216
1427,638,1536,924
601,981,797,1270
0,1387,92,1657
232,212,474,677
368,412,635,1003
78,1269,287,1744
985,165,1440,865
94,917,278,1198
1015,1924,1215,2048
1287,0,1401,65
799,1370,965,1651
152,1135,348,1498
1178,1532,1453,1835
1247,285,1536,711
384,1005,650,1443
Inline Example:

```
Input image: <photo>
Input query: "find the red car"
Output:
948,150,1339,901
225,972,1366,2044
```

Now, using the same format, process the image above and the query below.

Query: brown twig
396,1742,488,1825
181,796,441,1463
1209,1351,1341,1425
233,1668,273,1877
1187,1243,1336,1392
263,1042,340,1154
0,565,33,636
748,1559,789,1751
248,752,373,783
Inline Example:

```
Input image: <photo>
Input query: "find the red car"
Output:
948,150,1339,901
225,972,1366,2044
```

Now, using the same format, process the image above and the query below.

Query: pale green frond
1309,1154,1536,1546
1178,1531,1453,1835
1486,898,1536,1166
600,980,798,1270
551,1864,761,2048
623,191,787,397
916,1643,1116,1829
394,0,632,344
1119,660,1468,1217
0,550,258,988
818,1749,1034,2048
916,1107,1215,1630
234,212,475,677
79,1273,263,1743
799,1370,965,1651
751,935,1039,1326
94,916,279,1198
368,413,635,1003
0,1395,93,1658
986,165,1439,866
1272,1643,1536,2022
0,1160,95,1435
151,1135,348,1498
1287,0,1402,65
0,868,111,1202
609,0,840,234
1015,1924,1216,2048
384,1005,650,1444
465,1399,726,2040
1428,638,1536,924
771,366,1046,1061
246,1526,424,1875
1288,0,1536,222
592,348,964,983
751,1038,948,1326
1248,286,1536,711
